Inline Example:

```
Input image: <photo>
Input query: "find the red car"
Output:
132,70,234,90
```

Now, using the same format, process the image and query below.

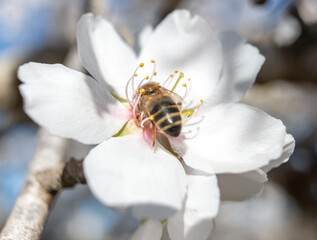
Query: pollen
151,59,156,63
134,73,138,77
188,78,191,81
139,63,144,67
170,74,174,78
149,96,153,100
174,70,179,73
140,88,145,93
186,111,190,115
150,115,155,120
145,76,149,80
182,83,187,87
200,99,204,103
154,72,157,76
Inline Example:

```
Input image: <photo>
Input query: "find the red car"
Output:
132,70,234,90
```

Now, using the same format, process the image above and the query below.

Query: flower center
122,60,204,146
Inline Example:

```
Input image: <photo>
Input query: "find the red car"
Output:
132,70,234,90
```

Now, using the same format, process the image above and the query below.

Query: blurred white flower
18,10,294,238
180,0,300,45
297,0,317,25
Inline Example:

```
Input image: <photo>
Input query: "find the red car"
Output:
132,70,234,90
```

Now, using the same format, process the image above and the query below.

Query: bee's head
138,82,161,96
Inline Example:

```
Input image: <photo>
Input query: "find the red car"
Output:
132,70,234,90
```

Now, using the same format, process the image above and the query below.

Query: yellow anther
135,90,139,94
134,73,138,77
151,59,156,63
140,88,145,93
174,70,179,73
182,83,187,87
150,115,155,120
195,106,198,109
145,76,149,80
188,78,191,81
170,74,174,78
200,99,204,103
149,96,153,100
154,72,157,76
139,63,144,67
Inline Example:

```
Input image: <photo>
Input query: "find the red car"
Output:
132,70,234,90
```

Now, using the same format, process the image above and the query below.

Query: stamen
171,72,184,92
183,127,200,139
129,66,141,102
162,74,174,87
183,84,188,99
140,63,144,67
187,78,192,93
137,75,151,89
133,92,142,119
200,99,204,103
141,116,154,128
125,76,134,107
174,70,179,73
184,106,199,123
150,59,157,81
184,111,191,119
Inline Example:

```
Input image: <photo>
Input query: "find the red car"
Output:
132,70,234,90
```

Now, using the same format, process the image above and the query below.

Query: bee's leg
152,124,156,147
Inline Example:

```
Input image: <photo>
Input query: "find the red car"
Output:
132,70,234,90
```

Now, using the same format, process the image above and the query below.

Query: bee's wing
161,88,183,105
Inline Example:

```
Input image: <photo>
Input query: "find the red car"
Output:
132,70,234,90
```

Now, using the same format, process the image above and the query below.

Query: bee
137,82,183,144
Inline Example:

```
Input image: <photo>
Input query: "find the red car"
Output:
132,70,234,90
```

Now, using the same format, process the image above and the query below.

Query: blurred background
0,0,316,239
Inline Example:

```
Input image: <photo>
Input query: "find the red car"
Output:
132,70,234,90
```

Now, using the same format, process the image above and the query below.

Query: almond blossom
18,10,294,239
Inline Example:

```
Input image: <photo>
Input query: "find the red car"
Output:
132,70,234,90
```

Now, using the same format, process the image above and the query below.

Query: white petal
138,10,222,106
18,63,128,144
168,174,219,240
262,134,295,172
65,140,95,161
131,220,163,240
138,25,154,49
77,13,137,97
217,169,267,201
84,133,187,219
182,103,287,174
205,32,265,107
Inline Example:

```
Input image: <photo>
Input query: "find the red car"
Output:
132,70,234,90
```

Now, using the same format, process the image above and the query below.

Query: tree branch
0,129,68,240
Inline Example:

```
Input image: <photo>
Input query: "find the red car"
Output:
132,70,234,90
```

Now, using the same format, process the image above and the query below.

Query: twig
0,129,68,240
88,0,107,16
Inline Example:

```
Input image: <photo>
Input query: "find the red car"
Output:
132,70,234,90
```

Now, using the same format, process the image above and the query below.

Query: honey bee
137,82,183,144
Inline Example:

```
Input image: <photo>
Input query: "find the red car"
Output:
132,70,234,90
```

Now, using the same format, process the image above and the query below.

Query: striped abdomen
147,96,182,137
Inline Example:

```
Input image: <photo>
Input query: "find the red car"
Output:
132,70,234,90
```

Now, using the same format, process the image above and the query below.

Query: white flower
18,10,295,239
